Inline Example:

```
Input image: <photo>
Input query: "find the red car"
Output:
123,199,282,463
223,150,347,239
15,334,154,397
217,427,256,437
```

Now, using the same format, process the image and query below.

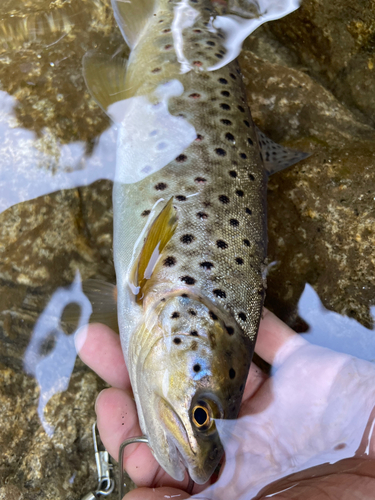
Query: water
0,0,374,499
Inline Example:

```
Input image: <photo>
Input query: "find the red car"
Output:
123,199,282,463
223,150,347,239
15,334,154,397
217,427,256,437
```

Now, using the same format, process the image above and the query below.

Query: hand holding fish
76,309,375,499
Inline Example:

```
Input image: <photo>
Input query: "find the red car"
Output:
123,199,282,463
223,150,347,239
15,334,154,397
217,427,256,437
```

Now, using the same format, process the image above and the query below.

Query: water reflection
192,316,375,499
0,89,116,213
299,283,375,363
23,271,91,436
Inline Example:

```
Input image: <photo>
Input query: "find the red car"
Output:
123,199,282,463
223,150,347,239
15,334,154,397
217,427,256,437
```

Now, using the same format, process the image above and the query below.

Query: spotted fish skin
96,0,277,487
117,0,267,341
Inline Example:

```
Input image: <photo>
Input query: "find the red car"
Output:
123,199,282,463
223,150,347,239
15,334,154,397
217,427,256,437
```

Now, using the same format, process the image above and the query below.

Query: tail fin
112,0,156,48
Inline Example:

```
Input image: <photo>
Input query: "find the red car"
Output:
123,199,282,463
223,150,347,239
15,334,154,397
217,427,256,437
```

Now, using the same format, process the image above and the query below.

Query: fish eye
192,405,210,428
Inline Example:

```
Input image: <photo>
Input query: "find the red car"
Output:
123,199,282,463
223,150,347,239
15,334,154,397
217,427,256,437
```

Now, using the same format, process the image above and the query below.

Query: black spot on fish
225,133,235,141
245,207,252,214
176,195,187,201
193,60,202,66
209,311,218,320
221,90,230,97
155,182,167,190
229,170,237,178
181,234,195,244
243,239,250,246
164,44,172,50
151,67,161,73
249,174,255,181
220,103,230,110
193,364,201,372
163,256,176,267
235,257,244,265
176,154,187,163
207,40,215,46
236,190,244,197
216,240,228,249
162,28,171,33
215,53,223,59
189,93,201,99
229,368,236,379
193,29,202,33
197,211,208,219
220,119,232,125
180,276,196,285
188,309,197,316
190,330,198,336
215,148,227,156
240,153,247,159
248,137,254,145
219,78,228,84
141,210,150,217
230,73,237,80
195,176,206,183
238,312,247,321
171,312,180,319
213,289,226,298
219,195,230,204
226,325,234,335
181,293,188,298
237,105,245,112
200,261,214,269
173,337,181,344
244,120,250,127
196,134,203,141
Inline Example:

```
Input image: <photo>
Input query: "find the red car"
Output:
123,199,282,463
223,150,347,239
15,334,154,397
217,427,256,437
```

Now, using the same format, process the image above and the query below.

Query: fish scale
83,0,307,486
136,60,267,341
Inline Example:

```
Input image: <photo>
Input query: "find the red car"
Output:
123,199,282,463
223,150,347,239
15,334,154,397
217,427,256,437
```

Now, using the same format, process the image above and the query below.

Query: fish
82,0,307,486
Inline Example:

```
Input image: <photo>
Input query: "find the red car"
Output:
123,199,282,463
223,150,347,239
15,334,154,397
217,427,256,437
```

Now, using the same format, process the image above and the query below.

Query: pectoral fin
255,126,310,175
62,279,119,332
82,50,128,122
112,0,156,48
132,197,178,303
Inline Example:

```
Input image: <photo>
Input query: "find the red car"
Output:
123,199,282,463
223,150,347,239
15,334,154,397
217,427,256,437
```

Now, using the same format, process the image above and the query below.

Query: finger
255,308,306,365
242,361,268,402
124,486,191,500
96,387,159,486
75,323,130,390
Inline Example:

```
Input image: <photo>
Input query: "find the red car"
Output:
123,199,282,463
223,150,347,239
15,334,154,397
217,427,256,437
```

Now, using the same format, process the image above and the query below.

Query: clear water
0,1,374,499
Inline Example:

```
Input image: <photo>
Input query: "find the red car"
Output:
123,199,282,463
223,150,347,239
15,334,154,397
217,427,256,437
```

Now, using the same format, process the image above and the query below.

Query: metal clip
92,422,115,496
118,436,149,500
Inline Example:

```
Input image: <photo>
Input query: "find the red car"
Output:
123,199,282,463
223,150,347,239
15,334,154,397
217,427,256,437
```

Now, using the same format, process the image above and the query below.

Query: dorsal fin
82,50,128,121
255,126,310,175
111,0,156,48
132,197,178,303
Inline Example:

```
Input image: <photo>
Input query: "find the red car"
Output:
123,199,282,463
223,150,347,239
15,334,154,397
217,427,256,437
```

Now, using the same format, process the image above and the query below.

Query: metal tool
117,435,195,499
118,436,149,500
81,422,115,499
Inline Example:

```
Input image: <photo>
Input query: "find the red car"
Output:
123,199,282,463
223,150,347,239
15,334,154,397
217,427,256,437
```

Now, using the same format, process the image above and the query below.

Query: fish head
134,294,252,484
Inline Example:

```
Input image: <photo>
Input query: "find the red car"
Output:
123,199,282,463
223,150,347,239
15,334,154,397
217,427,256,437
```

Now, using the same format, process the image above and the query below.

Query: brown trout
83,0,306,485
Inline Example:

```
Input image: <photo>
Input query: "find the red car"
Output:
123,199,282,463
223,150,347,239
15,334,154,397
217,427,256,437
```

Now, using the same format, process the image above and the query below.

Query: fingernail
95,389,107,413
74,325,88,353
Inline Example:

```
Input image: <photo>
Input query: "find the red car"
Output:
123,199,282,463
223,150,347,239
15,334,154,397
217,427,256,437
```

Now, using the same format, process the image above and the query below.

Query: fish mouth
157,397,194,480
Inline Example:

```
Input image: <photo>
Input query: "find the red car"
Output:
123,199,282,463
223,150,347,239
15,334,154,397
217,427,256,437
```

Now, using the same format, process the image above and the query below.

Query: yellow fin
82,50,128,121
133,197,177,303
112,0,156,48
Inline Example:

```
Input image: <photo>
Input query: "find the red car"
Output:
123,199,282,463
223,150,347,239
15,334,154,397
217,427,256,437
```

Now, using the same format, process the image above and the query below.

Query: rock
263,0,375,126
239,49,375,329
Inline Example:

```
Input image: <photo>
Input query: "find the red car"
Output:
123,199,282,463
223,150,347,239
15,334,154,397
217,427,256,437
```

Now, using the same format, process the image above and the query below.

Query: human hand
75,309,375,499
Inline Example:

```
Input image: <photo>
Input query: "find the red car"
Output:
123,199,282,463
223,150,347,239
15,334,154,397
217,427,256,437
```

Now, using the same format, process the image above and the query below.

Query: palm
76,309,375,500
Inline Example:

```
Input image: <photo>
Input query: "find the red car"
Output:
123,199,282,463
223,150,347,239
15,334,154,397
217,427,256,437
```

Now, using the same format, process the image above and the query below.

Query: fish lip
157,397,195,473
